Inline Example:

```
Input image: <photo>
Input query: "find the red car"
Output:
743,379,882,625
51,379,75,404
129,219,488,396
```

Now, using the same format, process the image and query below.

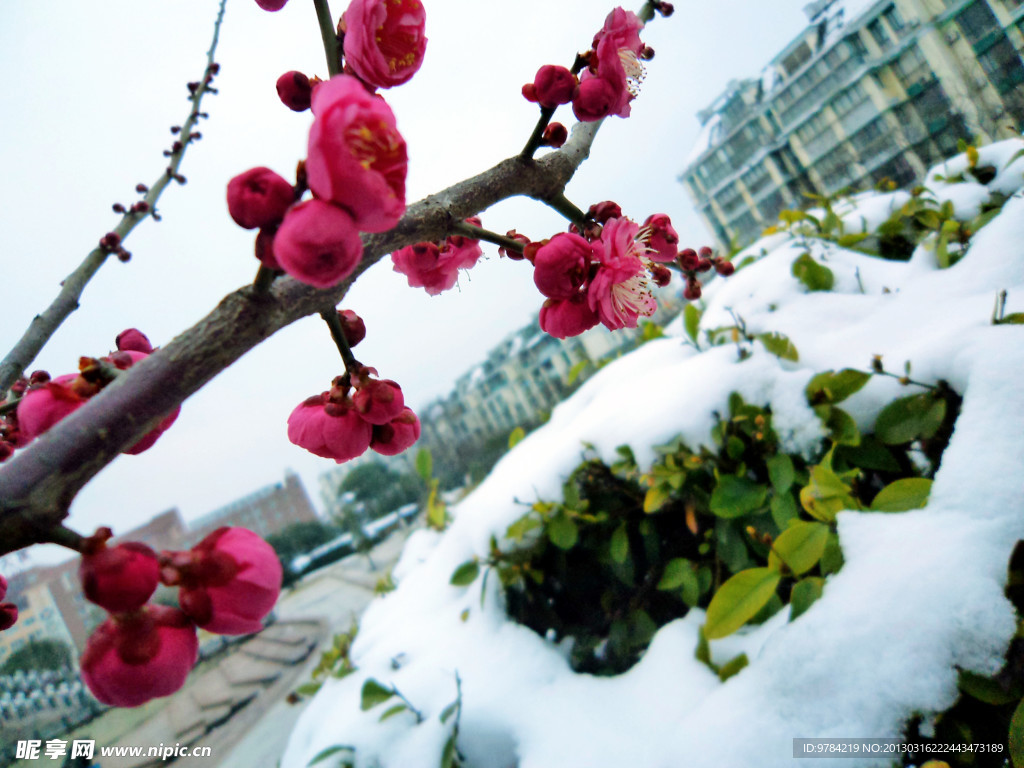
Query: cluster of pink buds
522,8,648,124
0,574,18,631
78,526,281,707
677,245,734,300
288,368,420,462
288,309,420,462
0,330,178,461
391,218,484,295
233,0,428,289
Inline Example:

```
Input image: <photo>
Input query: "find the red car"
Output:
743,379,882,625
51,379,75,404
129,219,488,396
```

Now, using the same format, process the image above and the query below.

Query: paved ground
183,528,414,768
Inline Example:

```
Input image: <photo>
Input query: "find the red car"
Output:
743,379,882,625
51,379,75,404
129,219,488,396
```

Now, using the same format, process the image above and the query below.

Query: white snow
281,150,1024,768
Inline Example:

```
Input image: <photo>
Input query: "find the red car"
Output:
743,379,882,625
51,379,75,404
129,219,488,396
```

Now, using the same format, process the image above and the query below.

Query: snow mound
282,159,1024,768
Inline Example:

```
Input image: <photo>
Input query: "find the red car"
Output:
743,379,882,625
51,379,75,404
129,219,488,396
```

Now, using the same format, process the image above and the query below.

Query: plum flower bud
273,199,364,289
255,227,282,271
714,259,735,277
169,528,283,636
371,407,420,456
115,328,153,354
276,71,313,111
588,201,623,224
80,606,199,707
530,65,578,108
541,122,568,148
0,603,16,631
352,377,405,425
306,75,408,232
339,309,366,347
499,230,531,261
0,574,17,632
649,262,672,287
226,167,295,230
683,278,702,300
80,530,160,613
391,222,483,295
16,375,85,441
678,248,699,271
341,0,427,89
255,0,289,10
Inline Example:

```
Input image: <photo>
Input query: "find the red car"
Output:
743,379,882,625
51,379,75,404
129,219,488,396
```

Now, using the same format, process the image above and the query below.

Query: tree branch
0,0,227,394
0,120,601,556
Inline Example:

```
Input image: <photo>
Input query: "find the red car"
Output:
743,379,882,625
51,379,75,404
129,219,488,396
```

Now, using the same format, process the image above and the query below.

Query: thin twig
0,0,228,394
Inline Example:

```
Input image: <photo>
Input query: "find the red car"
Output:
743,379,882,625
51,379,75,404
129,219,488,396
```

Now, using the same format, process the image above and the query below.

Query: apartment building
681,0,1024,249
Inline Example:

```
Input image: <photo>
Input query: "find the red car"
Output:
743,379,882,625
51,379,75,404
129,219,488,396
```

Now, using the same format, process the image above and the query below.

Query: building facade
681,0,1024,249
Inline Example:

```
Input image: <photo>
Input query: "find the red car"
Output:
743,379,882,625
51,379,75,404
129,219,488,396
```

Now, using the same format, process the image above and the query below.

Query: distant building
187,469,319,545
0,473,318,663
680,0,1024,249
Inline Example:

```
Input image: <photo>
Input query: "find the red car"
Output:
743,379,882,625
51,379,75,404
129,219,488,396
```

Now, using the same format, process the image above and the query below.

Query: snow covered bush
283,138,1024,768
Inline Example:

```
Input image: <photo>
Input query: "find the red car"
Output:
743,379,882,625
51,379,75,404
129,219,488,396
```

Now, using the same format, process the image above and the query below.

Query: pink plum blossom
524,65,578,109
80,606,199,707
533,233,595,300
641,213,679,263
16,375,85,441
0,574,16,632
306,75,408,232
226,167,295,230
587,218,657,330
169,527,283,636
352,377,405,425
341,0,427,89
391,220,483,295
273,199,364,289
539,296,600,339
287,391,373,462
371,407,421,456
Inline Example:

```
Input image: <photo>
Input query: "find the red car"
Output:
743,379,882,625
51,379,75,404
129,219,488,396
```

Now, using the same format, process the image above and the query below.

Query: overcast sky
0,0,818,567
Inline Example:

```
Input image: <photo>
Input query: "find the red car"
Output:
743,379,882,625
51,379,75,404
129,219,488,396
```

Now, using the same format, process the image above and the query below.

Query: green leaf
439,700,459,724
770,492,798,529
710,475,768,519
769,521,829,575
360,679,394,711
294,682,323,697
717,652,749,682
767,454,795,493
308,745,355,768
684,304,702,344
819,531,844,576
996,312,1024,325
440,733,458,768
823,406,860,446
640,320,665,342
506,512,541,542
1010,695,1024,768
805,369,872,405
789,577,824,621
507,426,526,449
548,512,578,550
427,482,447,530
874,393,946,445
610,523,629,564
799,453,859,523
870,478,932,512
791,253,834,292
838,437,900,471
704,568,782,640
1003,146,1024,170
695,625,714,670
836,232,869,248
379,703,409,722
757,332,799,361
643,484,671,514
450,560,480,586
958,670,1022,705
657,558,692,590
415,448,433,483
567,358,590,384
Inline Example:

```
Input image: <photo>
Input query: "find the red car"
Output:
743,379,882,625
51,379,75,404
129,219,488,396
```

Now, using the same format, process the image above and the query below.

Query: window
868,19,891,48
977,37,1024,91
882,5,906,33
846,34,868,59
782,41,812,75
957,1,1000,44
742,164,773,197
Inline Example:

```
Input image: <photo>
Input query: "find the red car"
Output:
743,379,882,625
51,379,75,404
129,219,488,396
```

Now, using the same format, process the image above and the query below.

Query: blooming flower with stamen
306,75,408,232
341,0,427,90
587,218,657,331
573,7,646,121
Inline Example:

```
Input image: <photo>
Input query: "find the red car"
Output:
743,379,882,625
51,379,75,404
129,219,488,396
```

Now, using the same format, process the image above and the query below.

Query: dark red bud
683,280,702,301
339,309,366,348
698,246,714,258
649,263,672,287
99,232,121,251
541,122,568,148
640,46,655,61
714,260,735,277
